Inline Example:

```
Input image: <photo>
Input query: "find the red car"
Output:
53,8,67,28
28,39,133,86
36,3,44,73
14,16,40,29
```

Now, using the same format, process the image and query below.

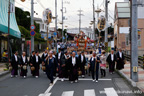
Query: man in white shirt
10,51,19,78
116,48,125,70
56,48,65,81
106,50,116,74
33,52,41,78
20,52,28,78
78,51,86,78
41,49,48,73
89,52,101,83
69,52,79,83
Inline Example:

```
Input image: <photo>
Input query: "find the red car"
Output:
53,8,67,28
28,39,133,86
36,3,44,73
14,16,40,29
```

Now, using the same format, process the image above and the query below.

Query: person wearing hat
88,52,101,82
10,51,19,78
32,51,41,78
68,52,79,83
29,51,36,76
56,48,65,81
100,50,106,77
20,52,28,78
45,51,58,86
106,50,117,74
78,51,86,78
41,49,48,73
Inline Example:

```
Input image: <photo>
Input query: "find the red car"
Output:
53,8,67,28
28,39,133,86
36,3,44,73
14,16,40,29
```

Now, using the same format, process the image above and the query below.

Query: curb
0,71,10,77
116,70,137,87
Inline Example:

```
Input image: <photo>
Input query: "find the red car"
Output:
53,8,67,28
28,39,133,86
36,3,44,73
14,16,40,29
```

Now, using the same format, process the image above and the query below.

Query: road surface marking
84,89,96,96
38,77,59,96
45,77,59,93
104,88,118,96
61,91,74,96
58,78,111,81
38,93,51,96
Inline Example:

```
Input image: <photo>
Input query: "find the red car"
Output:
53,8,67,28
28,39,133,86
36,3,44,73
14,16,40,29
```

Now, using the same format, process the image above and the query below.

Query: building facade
0,0,21,61
114,1,144,56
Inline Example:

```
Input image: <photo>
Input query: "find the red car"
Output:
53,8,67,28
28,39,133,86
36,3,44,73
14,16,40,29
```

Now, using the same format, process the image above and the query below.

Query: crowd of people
9,47,125,86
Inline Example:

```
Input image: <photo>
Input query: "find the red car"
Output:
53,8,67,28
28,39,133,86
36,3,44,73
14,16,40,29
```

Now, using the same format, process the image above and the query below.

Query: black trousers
91,69,99,80
46,69,54,83
100,69,106,77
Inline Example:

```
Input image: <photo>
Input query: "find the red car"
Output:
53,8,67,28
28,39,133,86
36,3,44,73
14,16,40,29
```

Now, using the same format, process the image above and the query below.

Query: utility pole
55,0,57,49
47,24,49,50
93,0,96,40
130,0,138,82
78,9,83,33
31,0,34,52
105,0,108,43
62,0,64,42
8,0,10,63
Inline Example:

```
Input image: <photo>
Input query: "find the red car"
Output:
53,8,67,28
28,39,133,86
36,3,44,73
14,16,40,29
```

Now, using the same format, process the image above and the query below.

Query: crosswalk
39,87,119,96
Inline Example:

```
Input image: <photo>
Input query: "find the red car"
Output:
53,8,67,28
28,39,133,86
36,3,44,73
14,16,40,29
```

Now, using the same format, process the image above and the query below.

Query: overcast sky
15,0,124,29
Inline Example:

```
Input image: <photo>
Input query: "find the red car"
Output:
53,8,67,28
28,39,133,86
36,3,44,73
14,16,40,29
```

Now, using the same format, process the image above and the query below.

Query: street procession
0,0,144,96
9,31,125,86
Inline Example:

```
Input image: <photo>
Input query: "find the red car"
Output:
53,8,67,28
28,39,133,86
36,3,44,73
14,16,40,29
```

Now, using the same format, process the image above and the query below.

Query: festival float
68,31,93,52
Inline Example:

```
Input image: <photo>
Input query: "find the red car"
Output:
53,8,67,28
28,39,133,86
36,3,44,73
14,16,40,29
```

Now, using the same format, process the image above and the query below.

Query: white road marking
58,78,111,81
38,93,51,96
84,89,96,96
104,88,118,96
38,77,59,96
61,91,74,96
45,77,59,93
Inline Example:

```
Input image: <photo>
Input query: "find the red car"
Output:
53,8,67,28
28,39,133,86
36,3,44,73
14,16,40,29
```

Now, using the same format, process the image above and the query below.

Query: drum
23,65,27,70
42,66,46,71
31,66,35,71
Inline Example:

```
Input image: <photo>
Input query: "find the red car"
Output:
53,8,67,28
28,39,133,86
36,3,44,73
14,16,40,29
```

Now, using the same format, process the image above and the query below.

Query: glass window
118,13,130,18
117,3,129,7
117,8,130,12
125,34,129,46
138,34,141,46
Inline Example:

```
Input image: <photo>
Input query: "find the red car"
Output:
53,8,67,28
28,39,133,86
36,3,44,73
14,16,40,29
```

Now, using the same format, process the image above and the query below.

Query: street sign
53,32,57,35
30,25,36,30
30,31,35,36
63,36,65,40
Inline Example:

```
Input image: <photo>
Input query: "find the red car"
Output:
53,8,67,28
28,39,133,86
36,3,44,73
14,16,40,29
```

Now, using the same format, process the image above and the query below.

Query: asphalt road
0,67,143,96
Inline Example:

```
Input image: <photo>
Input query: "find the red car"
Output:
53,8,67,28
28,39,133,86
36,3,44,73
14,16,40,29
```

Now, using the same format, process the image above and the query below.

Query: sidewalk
117,61,144,92
0,63,9,77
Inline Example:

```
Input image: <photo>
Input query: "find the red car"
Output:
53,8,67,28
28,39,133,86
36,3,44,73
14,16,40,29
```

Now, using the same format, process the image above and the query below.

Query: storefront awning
0,0,21,38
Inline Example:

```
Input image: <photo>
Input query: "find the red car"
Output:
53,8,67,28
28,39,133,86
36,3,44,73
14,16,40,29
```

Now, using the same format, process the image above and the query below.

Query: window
138,34,141,46
126,34,129,46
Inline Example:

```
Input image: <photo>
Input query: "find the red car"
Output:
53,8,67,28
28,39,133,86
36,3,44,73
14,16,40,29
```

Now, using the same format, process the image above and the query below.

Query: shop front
0,0,21,61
